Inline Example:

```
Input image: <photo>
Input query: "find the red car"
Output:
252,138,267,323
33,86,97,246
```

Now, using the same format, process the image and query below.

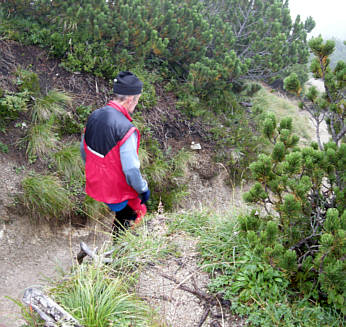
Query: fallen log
76,241,115,264
22,287,83,327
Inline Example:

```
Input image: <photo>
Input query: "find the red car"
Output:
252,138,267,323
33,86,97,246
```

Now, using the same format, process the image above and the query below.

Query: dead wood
76,241,114,264
157,270,231,326
22,287,83,327
197,306,210,327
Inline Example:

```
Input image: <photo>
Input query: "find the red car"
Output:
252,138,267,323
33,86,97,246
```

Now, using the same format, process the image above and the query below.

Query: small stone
190,143,201,150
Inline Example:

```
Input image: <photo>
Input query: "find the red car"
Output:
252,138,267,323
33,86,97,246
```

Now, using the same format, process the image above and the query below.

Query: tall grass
25,120,59,158
83,195,109,221
51,263,154,327
111,217,177,273
31,90,72,123
21,173,73,220
53,142,84,182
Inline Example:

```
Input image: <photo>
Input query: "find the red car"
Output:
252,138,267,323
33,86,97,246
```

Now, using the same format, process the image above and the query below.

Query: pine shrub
242,114,345,313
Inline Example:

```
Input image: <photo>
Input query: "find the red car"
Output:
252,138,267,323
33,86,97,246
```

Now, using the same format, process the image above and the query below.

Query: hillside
0,39,238,326
0,39,343,327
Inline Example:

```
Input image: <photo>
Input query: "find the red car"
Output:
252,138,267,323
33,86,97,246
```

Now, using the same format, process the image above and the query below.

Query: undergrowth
168,210,345,326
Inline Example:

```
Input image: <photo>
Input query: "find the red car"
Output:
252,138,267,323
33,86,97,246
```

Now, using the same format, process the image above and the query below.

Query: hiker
80,71,150,236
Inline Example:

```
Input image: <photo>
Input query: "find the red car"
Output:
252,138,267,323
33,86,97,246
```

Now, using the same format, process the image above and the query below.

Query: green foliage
0,90,29,126
328,37,346,69
2,0,312,103
0,141,9,153
243,115,346,313
285,37,345,148
31,90,71,123
243,82,262,97
50,264,153,327
59,104,92,135
83,195,108,221
53,143,84,182
21,173,73,221
137,114,193,211
111,216,176,272
169,210,344,326
16,68,41,96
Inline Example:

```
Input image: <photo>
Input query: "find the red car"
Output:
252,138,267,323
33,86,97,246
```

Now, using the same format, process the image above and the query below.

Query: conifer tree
284,37,345,150
242,114,345,312
203,0,314,81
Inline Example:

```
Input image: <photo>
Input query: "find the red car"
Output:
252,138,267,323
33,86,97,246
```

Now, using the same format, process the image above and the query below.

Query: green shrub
0,141,9,153
0,90,29,125
242,114,345,313
142,141,192,211
169,210,345,326
21,173,73,221
16,68,41,96
59,104,91,135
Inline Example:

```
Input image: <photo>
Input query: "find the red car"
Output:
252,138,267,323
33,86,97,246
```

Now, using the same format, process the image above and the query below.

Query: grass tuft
83,195,109,221
50,263,153,327
31,90,72,123
53,142,84,182
25,119,59,159
21,173,73,221
111,217,177,273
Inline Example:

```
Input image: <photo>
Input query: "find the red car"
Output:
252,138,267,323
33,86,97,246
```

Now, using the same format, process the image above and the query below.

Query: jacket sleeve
120,131,148,194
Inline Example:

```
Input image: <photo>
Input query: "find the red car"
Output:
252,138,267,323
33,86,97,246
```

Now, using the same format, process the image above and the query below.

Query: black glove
140,189,150,204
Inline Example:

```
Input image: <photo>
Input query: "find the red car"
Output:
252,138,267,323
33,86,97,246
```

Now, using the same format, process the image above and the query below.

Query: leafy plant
0,90,29,125
169,209,345,326
21,173,73,221
16,68,41,96
0,141,9,153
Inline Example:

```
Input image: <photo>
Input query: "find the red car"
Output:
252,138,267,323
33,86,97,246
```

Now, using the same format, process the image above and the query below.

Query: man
81,71,150,236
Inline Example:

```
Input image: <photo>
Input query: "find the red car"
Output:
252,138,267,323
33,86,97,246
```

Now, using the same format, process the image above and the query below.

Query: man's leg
112,205,137,237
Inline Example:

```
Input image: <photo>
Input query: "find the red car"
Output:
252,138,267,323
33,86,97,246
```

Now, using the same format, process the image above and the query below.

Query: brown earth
0,40,241,326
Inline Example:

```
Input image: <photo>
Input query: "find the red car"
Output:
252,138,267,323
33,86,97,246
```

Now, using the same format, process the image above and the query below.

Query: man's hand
140,189,150,204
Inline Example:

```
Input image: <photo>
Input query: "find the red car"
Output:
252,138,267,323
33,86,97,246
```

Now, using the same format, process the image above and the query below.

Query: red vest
84,102,140,203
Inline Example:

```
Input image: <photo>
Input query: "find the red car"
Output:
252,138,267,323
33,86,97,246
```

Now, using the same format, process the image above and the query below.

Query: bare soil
137,213,246,327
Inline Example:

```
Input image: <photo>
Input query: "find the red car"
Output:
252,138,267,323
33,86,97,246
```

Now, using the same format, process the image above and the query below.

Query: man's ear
122,96,132,107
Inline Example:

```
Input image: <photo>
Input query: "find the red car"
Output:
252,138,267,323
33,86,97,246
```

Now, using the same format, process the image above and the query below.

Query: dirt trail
0,156,111,326
137,214,246,327
0,149,242,326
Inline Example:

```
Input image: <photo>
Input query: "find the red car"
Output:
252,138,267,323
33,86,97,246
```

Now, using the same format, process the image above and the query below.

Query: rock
190,142,201,150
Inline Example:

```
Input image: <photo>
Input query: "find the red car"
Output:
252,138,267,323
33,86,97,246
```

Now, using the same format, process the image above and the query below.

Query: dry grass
253,86,315,146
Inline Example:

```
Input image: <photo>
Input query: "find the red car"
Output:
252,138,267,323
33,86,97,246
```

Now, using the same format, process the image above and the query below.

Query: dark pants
112,205,137,237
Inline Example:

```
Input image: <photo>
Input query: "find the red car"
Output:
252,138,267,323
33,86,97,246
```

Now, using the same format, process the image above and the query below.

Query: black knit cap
113,71,143,95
